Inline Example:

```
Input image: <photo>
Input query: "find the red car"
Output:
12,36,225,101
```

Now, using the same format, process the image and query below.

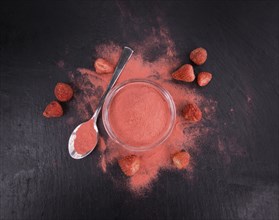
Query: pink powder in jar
107,82,173,148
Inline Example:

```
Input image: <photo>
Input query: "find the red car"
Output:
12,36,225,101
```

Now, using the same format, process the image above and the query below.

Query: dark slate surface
0,1,278,220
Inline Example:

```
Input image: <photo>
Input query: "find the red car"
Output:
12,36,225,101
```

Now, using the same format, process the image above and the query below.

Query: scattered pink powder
100,154,107,173
68,26,221,194
247,96,252,103
98,136,107,153
57,60,65,69
66,117,73,125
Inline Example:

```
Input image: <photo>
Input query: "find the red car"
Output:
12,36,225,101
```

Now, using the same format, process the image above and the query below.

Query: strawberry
183,103,202,122
118,155,140,177
172,151,190,169
197,72,212,87
54,83,73,102
43,101,63,118
94,58,114,74
172,64,195,82
190,47,207,65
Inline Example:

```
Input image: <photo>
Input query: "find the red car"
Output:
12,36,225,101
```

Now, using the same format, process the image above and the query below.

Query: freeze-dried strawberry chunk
183,103,202,122
54,83,73,102
172,151,190,169
94,58,114,74
43,101,63,118
118,155,140,177
172,64,195,82
197,72,212,87
190,47,207,65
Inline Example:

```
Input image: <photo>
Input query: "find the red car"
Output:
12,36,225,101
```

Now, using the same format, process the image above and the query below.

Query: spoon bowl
68,119,99,159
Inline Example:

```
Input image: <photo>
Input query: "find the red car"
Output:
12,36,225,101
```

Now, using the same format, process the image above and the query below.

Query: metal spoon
68,46,134,159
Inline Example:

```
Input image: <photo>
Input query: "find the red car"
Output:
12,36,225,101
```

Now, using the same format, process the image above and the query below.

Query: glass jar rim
102,79,176,152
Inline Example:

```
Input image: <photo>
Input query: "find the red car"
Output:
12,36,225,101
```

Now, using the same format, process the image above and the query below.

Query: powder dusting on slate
65,24,236,195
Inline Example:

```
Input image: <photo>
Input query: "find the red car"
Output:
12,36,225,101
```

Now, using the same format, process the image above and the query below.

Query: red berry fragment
172,64,195,82
183,103,202,122
94,58,114,74
118,155,140,177
54,83,73,102
190,47,207,65
43,101,63,118
172,151,190,169
197,72,212,87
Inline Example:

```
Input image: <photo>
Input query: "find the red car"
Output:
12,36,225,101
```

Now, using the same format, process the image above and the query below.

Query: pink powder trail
68,26,220,195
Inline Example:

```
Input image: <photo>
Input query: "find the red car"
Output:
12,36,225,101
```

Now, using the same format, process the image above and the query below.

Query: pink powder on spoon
74,119,97,155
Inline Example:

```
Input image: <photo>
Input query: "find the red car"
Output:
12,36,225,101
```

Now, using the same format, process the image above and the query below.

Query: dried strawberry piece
190,47,207,65
197,72,212,87
183,103,202,122
172,64,195,82
172,151,190,169
94,58,114,74
43,101,63,118
118,155,140,177
54,83,73,102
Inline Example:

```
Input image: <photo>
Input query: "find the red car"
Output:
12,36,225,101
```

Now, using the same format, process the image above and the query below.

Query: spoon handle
92,46,134,120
